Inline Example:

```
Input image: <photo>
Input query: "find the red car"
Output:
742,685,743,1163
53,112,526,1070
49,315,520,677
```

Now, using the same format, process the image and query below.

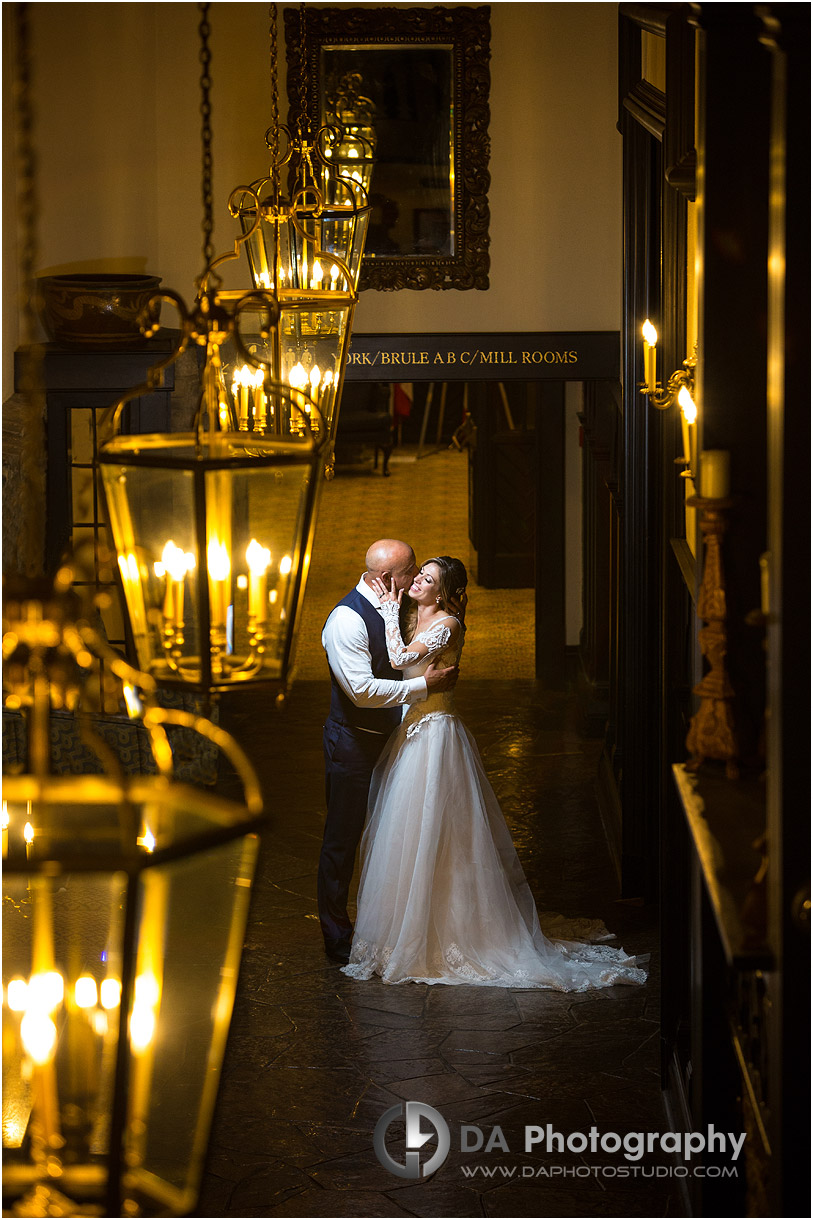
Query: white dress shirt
322,575,427,715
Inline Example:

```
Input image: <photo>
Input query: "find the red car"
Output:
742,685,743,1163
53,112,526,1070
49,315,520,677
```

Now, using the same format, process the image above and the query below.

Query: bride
342,556,647,991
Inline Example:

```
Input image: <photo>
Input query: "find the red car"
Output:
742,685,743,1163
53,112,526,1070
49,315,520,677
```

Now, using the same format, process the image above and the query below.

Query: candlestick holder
640,343,697,410
685,495,740,779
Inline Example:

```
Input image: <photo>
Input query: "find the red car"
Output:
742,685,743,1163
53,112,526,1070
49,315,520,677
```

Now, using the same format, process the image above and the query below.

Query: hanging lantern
2,578,265,1218
228,4,372,297
217,284,353,451
96,5,334,695
99,289,329,696
322,70,377,203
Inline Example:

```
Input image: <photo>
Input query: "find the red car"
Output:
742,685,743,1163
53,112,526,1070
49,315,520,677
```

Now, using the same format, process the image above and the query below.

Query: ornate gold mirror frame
285,5,491,291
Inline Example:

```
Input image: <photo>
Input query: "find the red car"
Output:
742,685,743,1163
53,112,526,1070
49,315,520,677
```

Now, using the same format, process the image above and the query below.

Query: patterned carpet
294,445,536,680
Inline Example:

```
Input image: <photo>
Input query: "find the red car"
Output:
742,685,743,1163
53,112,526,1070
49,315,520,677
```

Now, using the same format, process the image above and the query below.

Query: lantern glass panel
2,779,259,1216
240,205,368,295
222,299,353,445
100,435,322,691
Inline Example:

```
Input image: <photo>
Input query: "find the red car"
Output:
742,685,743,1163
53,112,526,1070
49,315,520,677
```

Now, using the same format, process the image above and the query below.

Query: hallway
197,449,679,1218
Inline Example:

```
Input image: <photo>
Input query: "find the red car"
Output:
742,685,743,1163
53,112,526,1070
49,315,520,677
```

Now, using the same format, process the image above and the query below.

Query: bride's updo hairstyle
422,556,468,612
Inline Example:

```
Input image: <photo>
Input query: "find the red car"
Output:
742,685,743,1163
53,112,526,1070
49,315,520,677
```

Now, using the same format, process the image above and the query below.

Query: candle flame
100,978,122,1010
161,540,193,582
137,826,156,853
246,539,271,573
257,271,272,289
2,803,8,831
74,976,98,1009
20,1011,58,1064
279,555,292,576
678,385,697,423
310,364,322,391
207,539,231,582
130,973,161,1053
28,971,64,1013
232,363,255,389
312,260,323,282
289,362,308,392
23,822,34,845
6,979,28,1012
642,319,658,346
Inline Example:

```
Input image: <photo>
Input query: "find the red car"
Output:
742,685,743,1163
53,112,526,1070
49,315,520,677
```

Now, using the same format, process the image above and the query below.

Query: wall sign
343,332,620,382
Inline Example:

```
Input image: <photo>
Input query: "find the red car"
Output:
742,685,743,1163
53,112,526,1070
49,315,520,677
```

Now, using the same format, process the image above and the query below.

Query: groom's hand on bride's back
425,662,459,692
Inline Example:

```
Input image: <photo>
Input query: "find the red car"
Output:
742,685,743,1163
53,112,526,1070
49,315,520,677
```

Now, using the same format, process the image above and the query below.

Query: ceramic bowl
37,273,162,347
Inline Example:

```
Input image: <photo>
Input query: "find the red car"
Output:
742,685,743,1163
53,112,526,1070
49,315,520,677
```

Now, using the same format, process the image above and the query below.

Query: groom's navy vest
326,588,402,734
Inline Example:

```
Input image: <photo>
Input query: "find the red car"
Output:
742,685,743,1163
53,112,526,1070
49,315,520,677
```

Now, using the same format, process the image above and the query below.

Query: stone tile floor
196,680,683,1219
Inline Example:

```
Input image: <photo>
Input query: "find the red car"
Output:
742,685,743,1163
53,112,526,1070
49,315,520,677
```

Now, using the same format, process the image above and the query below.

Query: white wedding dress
342,608,647,991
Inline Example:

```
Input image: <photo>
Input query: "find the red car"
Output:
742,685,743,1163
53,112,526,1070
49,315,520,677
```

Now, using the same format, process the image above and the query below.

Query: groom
319,538,458,962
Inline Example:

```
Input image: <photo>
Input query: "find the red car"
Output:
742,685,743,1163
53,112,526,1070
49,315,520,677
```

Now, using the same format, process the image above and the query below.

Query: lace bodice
380,602,463,724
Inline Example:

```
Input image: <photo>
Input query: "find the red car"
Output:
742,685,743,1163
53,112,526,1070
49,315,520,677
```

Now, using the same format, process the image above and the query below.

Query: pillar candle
699,450,730,499
642,320,658,390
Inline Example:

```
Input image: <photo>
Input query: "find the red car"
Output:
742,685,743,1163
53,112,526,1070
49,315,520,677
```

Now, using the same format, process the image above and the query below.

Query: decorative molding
285,5,491,292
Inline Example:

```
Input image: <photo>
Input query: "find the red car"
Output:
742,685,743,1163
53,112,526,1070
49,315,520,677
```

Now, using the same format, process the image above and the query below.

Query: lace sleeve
414,621,453,653
380,601,421,668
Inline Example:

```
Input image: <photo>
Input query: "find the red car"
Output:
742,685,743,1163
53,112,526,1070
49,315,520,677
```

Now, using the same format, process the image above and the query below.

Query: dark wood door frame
345,332,620,690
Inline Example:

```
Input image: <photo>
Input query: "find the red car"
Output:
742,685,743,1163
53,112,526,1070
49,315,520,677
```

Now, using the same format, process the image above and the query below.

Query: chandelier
98,5,333,697
2,575,265,1218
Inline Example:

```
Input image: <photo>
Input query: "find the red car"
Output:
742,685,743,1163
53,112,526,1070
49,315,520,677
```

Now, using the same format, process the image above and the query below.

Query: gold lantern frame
98,284,330,697
2,578,265,1218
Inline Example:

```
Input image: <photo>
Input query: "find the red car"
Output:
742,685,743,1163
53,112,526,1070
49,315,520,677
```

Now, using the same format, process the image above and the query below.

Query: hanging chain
198,2,215,271
15,3,37,353
297,2,309,141
13,2,46,577
268,3,280,199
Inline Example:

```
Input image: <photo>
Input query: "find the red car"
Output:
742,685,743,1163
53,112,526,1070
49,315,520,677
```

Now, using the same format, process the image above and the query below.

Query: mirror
285,5,491,292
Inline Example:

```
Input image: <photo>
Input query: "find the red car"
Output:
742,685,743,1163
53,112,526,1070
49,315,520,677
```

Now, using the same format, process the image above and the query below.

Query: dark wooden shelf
673,762,772,969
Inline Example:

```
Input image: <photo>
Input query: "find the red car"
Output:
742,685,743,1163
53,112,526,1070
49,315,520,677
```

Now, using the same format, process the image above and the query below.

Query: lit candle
310,259,323,290
252,367,265,427
756,553,771,614
159,541,193,628
309,364,322,405
232,365,254,428
699,450,730,499
246,539,271,623
207,539,231,626
642,319,658,390
288,361,308,392
24,820,34,860
678,385,697,470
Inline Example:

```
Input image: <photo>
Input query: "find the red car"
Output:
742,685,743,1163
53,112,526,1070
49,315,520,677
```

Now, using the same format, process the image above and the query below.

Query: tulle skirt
342,712,647,991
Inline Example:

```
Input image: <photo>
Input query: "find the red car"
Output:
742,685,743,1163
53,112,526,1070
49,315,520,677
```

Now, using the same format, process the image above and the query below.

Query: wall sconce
640,322,697,410
2,578,265,1217
641,322,699,477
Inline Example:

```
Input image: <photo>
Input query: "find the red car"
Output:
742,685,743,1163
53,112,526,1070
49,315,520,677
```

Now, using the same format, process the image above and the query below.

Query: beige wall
3,2,621,396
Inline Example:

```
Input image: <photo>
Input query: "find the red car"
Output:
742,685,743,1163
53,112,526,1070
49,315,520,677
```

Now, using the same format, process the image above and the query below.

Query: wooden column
534,382,566,689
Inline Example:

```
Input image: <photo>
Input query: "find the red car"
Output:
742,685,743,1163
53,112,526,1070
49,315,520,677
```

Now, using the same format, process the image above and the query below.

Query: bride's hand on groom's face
372,577,402,606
